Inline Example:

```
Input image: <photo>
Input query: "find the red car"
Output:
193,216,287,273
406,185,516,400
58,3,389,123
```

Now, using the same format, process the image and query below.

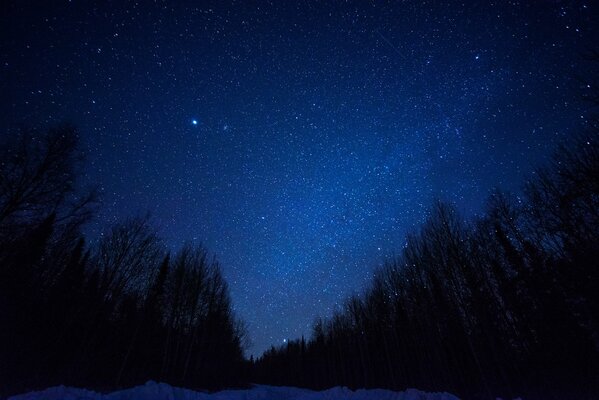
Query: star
191,119,198,126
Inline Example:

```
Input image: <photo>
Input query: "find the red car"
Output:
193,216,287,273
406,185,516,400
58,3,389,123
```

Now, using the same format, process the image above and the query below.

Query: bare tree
94,215,163,306
0,126,97,237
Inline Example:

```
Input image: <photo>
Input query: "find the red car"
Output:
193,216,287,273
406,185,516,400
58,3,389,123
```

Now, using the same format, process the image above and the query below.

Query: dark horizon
2,0,598,359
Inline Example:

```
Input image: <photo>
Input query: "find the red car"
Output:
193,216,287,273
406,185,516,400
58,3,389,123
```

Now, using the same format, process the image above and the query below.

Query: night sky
1,1,597,357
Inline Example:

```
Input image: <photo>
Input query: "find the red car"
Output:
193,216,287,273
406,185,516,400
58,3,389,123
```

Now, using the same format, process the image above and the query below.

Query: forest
252,149,599,399
252,63,599,399
0,127,248,394
2,71,599,400
252,61,599,399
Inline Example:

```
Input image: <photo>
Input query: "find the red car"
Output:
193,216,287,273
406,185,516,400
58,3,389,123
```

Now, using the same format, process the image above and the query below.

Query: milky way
1,1,597,356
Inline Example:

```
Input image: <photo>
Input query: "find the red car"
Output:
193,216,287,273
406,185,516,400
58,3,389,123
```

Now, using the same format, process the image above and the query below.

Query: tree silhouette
254,130,599,399
0,126,247,396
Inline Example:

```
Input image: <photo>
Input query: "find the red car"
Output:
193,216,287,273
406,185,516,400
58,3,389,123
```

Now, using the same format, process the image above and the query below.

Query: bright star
192,119,198,125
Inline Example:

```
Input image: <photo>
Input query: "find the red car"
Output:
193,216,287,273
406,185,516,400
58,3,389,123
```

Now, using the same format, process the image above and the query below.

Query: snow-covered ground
9,381,461,400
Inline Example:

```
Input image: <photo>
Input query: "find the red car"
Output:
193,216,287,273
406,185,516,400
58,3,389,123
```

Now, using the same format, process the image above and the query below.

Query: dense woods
0,127,247,395
253,127,599,398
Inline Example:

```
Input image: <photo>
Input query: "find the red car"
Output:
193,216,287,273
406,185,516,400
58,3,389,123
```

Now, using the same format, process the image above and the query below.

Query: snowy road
9,381,461,400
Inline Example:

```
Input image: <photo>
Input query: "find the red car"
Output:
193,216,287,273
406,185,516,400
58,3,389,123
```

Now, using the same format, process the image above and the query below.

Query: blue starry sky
1,1,597,356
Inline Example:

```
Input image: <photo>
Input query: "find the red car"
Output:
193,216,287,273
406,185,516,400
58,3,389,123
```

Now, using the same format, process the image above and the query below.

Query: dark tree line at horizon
0,127,248,396
252,111,599,398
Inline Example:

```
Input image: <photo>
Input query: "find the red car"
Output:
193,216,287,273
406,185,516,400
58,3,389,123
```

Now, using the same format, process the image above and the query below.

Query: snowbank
9,381,461,400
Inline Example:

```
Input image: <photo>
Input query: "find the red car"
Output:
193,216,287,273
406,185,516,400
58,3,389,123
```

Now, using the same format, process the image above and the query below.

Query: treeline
0,127,248,395
253,121,599,397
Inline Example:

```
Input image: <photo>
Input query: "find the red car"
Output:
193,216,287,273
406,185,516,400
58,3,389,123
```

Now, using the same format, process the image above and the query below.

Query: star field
1,1,597,356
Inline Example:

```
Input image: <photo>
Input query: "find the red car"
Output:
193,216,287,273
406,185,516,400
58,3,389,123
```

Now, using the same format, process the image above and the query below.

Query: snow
9,381,461,400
